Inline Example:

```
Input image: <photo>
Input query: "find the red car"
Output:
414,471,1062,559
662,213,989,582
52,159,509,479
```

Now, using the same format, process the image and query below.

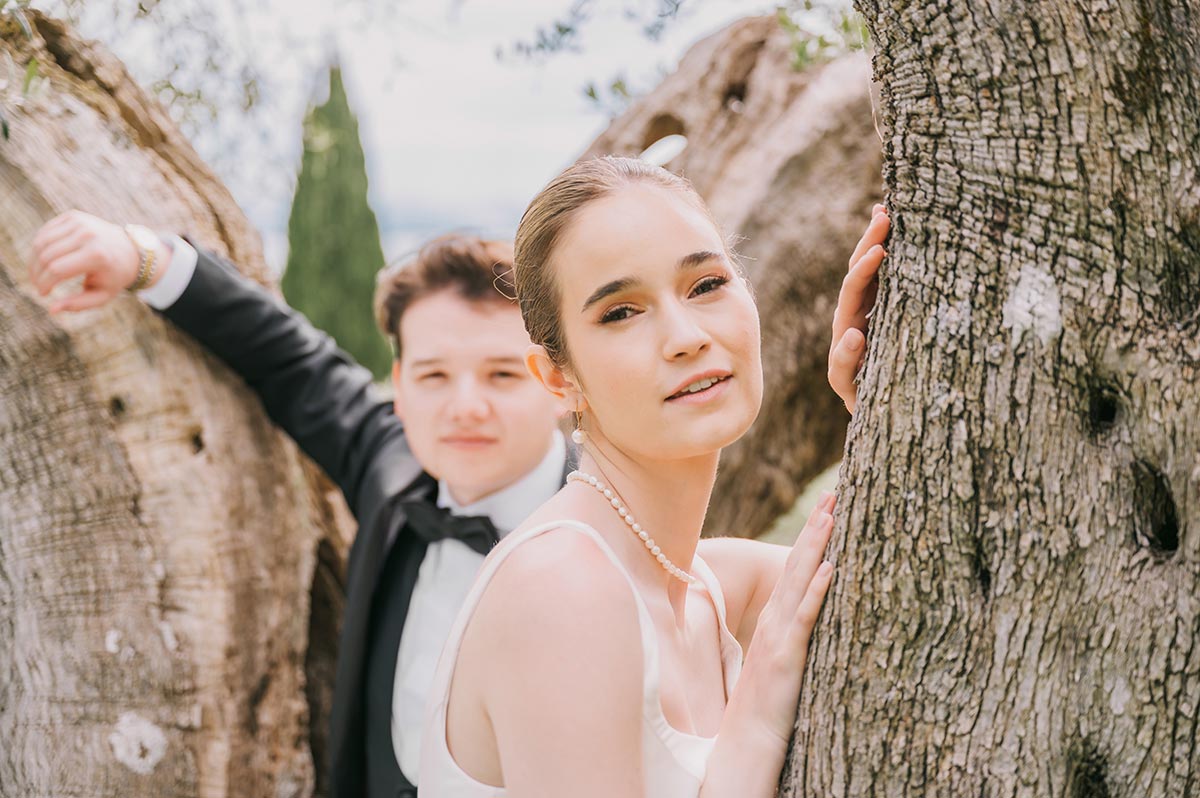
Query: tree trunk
582,16,883,539
787,1,1200,796
0,14,353,798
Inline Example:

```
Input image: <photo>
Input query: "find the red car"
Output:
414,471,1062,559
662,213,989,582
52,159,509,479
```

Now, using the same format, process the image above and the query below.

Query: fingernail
819,562,834,576
847,333,863,352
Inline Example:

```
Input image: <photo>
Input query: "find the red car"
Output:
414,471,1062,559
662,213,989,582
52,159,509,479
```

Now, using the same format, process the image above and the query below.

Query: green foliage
777,1,870,71
281,64,392,379
1,0,39,143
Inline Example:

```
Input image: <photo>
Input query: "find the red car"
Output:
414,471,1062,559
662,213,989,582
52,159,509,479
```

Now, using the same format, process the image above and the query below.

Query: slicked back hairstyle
512,155,731,368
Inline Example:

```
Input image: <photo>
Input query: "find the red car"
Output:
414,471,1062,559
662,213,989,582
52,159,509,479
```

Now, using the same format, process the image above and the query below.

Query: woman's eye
419,372,446,382
691,275,729,297
600,305,636,324
492,371,522,380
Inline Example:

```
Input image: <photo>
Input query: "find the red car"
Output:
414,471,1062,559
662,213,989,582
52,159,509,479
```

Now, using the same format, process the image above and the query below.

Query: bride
419,156,887,797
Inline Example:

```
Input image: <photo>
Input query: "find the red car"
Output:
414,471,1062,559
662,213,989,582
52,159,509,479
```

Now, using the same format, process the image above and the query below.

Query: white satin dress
418,519,744,797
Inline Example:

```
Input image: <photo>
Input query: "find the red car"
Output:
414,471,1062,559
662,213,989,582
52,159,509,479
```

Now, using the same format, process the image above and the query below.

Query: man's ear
526,344,585,410
391,359,406,420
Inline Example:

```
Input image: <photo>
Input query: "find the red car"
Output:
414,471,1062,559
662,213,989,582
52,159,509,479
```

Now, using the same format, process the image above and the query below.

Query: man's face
393,290,563,505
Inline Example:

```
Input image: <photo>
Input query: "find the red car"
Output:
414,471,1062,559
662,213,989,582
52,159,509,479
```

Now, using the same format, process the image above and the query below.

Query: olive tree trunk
787,1,1200,796
582,16,883,538
0,14,353,798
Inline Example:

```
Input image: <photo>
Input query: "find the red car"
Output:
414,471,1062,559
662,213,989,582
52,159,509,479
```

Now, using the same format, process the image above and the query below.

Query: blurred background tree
281,63,391,379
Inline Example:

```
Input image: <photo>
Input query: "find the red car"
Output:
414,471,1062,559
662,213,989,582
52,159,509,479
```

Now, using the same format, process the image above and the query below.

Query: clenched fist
29,210,169,313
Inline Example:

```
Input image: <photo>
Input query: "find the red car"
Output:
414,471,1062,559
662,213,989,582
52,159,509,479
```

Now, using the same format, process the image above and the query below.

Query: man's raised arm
29,210,417,520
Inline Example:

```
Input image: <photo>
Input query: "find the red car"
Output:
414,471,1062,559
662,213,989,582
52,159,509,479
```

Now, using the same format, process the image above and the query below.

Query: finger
30,221,79,281
34,232,87,279
872,203,886,216
847,211,891,271
781,510,835,606
49,288,112,314
828,329,865,413
32,213,79,252
793,561,834,635
36,250,93,296
831,246,883,345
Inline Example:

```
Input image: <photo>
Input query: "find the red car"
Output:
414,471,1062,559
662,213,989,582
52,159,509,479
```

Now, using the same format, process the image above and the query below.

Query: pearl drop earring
571,410,586,445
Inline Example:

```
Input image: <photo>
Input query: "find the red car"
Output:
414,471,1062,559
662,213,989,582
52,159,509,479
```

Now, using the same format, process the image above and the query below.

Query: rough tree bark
581,16,883,539
787,1,1200,796
0,15,353,798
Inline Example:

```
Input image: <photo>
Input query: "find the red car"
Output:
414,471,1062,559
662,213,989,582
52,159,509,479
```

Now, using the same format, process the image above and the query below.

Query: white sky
66,1,774,268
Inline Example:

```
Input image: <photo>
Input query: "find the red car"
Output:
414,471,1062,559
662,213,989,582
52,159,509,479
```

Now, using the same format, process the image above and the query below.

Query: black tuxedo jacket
161,247,571,797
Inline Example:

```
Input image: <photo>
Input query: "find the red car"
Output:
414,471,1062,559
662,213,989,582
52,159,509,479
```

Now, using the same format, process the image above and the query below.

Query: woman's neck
576,439,719,607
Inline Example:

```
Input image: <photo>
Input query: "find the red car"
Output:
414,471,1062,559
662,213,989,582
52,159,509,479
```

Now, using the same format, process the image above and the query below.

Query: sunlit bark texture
583,16,883,539
786,1,1200,796
0,14,353,798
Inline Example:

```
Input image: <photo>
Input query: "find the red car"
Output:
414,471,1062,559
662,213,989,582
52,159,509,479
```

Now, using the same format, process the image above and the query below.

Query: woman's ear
526,344,586,410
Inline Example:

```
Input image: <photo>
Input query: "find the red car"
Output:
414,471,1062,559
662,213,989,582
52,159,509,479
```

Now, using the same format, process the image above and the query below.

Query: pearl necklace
567,470,697,585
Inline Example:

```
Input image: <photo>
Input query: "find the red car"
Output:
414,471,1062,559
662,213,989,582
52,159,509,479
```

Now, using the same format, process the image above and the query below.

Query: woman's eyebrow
580,252,724,313
677,250,723,270
581,276,637,312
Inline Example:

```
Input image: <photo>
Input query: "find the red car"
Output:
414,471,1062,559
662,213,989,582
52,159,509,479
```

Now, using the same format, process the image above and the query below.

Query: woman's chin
633,418,755,462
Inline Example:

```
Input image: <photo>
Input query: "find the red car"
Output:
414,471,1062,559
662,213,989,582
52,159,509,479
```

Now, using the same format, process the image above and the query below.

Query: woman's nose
659,301,712,361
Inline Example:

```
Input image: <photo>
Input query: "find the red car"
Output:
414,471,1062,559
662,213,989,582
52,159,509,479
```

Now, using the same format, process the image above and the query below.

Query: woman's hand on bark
737,491,836,747
828,204,888,414
29,210,142,313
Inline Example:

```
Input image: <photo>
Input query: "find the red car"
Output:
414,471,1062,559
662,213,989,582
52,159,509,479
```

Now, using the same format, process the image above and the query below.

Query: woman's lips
665,375,733,404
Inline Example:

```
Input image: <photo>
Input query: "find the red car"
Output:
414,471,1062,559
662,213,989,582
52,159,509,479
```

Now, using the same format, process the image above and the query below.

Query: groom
30,213,570,798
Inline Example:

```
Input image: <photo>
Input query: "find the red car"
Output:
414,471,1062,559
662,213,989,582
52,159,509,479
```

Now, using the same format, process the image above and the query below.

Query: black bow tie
399,500,500,556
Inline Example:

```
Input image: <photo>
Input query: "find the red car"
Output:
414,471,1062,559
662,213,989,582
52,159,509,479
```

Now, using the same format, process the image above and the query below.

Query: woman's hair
513,155,727,368
374,234,515,359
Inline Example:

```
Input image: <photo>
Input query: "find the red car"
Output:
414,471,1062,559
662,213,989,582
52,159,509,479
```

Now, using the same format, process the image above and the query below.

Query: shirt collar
436,430,566,536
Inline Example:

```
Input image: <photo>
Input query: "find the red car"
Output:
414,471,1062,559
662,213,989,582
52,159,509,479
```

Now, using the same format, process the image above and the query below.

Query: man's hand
828,204,888,415
28,210,164,313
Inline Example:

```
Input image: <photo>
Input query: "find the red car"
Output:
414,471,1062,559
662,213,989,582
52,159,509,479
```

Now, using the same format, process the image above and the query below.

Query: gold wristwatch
124,224,160,292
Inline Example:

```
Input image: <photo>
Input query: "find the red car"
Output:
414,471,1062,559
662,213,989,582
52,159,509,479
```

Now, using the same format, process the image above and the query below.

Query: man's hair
374,234,516,360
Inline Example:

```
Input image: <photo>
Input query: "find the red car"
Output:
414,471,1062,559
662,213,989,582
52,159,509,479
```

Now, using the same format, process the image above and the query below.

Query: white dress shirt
392,429,566,782
135,240,566,785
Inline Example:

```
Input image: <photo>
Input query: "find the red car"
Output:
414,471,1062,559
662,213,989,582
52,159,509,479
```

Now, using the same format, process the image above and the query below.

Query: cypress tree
282,63,391,379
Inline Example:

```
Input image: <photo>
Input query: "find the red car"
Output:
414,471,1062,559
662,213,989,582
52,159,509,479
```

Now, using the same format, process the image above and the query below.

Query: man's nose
447,377,490,421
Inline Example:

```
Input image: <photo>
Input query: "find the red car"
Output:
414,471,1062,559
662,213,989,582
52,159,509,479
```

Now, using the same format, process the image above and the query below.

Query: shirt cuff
138,234,198,310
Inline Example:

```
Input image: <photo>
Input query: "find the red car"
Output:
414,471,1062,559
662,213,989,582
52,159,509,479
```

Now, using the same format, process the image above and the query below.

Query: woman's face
551,183,763,462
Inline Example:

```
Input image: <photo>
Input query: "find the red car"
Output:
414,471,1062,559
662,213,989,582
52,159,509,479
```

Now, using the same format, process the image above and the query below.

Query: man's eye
419,372,446,382
492,371,522,380
600,305,636,324
691,275,729,297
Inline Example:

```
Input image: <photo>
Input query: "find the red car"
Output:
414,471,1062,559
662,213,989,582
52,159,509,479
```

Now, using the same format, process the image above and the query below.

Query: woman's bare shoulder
481,519,637,627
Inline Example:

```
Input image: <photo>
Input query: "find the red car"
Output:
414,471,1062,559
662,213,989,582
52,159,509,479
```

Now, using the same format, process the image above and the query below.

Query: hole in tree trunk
1084,377,1122,436
723,82,747,110
970,534,991,599
1068,740,1111,798
109,396,126,418
640,113,685,151
1132,460,1179,556
190,430,205,454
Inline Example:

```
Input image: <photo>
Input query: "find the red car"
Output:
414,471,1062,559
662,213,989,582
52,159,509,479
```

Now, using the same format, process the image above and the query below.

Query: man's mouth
441,436,497,446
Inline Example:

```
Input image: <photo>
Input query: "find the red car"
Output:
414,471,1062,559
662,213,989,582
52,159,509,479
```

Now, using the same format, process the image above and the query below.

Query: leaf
22,57,37,94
